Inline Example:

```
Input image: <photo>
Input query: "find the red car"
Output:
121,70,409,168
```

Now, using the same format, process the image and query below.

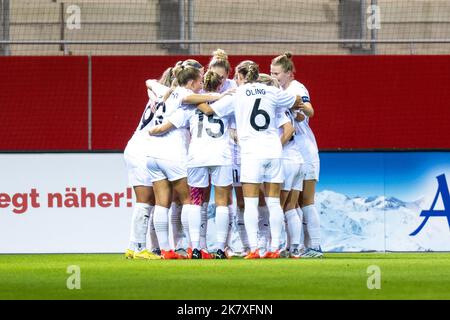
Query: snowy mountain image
205,190,450,252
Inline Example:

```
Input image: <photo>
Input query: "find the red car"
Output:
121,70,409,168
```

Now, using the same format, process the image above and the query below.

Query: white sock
148,206,159,251
181,204,191,248
169,202,183,249
285,209,301,250
257,205,270,252
153,205,170,250
199,202,208,249
225,204,234,247
215,206,229,250
236,206,249,251
186,204,202,249
284,216,290,250
129,202,151,251
302,204,320,249
296,207,305,249
243,197,259,250
265,197,284,252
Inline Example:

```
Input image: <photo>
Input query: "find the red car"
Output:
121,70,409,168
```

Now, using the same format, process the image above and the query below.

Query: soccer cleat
244,249,260,259
200,249,213,259
279,249,290,258
300,247,324,258
186,248,193,259
152,248,161,256
133,249,160,260
262,250,281,259
125,249,135,259
191,248,202,259
175,248,189,259
215,249,228,259
289,248,302,259
161,249,181,260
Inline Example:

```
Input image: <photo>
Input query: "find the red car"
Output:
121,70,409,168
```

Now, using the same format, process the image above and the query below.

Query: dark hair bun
284,52,293,59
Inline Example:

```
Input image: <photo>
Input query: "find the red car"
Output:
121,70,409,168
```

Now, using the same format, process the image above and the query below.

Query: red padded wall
0,57,88,150
1,55,449,151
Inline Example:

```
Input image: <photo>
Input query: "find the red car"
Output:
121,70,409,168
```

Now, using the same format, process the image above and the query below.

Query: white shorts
232,164,241,187
146,157,187,182
303,161,320,182
124,150,152,187
281,160,303,191
240,158,284,184
188,165,233,188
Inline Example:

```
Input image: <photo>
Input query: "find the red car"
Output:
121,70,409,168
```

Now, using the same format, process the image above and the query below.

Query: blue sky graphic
318,152,450,202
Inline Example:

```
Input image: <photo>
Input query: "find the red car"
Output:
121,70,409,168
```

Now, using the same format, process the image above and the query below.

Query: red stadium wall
1,55,450,151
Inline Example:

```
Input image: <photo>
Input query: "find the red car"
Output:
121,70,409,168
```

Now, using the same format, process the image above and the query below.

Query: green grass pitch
1,253,449,299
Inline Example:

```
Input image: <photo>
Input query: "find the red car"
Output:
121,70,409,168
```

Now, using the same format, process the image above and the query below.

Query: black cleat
215,249,227,259
191,248,202,259
152,248,161,256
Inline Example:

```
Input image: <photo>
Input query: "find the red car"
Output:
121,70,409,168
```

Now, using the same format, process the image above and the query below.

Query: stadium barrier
0,152,449,253
1,55,450,151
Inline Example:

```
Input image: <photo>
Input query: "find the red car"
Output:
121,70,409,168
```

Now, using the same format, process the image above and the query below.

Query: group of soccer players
124,49,322,260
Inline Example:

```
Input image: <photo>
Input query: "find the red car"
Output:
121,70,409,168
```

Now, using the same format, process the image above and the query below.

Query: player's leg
281,161,302,258
169,192,183,253
124,150,159,260
199,185,211,258
284,189,302,258
300,161,322,258
182,166,207,259
262,158,285,258
211,165,233,259
229,166,250,257
152,178,174,258
257,189,271,257
241,158,264,259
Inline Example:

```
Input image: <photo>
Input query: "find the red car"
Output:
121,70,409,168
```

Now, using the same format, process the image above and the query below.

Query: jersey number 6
250,98,270,131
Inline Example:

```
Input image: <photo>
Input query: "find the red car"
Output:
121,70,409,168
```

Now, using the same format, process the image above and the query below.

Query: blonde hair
271,52,295,73
236,60,259,83
172,65,201,86
208,48,231,74
257,73,280,88
158,67,175,87
182,59,203,70
203,70,223,92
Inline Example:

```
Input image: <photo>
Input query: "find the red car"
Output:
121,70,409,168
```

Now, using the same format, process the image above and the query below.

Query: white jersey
285,80,319,163
145,86,193,161
168,103,233,167
220,78,237,93
212,82,296,160
125,80,169,158
277,110,304,164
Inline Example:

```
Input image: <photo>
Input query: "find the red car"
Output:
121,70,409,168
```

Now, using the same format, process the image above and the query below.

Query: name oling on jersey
246,88,266,96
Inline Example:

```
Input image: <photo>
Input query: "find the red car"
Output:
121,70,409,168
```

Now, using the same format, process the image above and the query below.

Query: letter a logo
410,174,450,236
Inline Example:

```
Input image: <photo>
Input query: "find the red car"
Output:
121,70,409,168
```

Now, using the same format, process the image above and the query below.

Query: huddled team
124,50,322,260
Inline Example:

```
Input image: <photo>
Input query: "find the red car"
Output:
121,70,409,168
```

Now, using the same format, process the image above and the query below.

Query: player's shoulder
288,80,308,91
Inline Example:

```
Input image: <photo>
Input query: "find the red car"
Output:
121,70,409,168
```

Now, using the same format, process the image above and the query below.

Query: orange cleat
186,248,193,259
161,249,182,260
262,250,281,259
200,249,213,259
244,249,260,259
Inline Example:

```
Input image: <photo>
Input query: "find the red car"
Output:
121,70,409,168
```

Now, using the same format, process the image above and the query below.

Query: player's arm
183,89,235,105
148,121,174,135
196,102,214,115
294,111,305,122
149,108,187,135
291,96,314,118
280,122,295,145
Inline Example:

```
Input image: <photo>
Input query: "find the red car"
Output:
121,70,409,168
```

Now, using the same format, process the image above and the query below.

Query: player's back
146,86,192,160
187,103,232,167
234,82,293,159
